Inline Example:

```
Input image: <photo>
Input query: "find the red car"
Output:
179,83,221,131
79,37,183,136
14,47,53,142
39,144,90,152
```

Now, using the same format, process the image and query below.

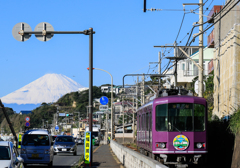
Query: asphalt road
25,144,97,168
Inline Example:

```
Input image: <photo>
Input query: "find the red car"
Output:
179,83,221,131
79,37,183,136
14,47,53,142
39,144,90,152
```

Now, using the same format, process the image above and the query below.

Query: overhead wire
163,0,238,75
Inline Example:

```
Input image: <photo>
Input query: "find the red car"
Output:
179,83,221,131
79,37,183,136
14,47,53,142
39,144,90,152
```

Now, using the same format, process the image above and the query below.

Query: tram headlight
196,143,202,148
160,143,166,148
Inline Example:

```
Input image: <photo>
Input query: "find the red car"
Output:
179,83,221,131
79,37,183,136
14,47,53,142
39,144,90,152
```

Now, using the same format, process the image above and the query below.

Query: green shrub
229,108,240,135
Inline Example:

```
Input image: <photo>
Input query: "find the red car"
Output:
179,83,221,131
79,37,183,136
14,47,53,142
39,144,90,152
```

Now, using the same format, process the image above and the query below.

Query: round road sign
12,22,32,42
25,116,30,122
34,22,54,42
55,125,59,130
25,122,30,127
100,96,109,105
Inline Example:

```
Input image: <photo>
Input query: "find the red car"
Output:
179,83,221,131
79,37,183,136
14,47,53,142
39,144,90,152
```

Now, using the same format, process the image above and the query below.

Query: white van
21,130,54,167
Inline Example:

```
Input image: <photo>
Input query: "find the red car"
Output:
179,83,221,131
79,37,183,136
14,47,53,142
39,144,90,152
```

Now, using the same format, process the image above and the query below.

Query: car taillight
45,149,50,154
156,143,166,149
21,149,26,154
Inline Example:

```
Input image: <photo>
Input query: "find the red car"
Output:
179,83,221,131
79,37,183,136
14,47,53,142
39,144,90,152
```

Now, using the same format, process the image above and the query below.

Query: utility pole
42,119,44,128
74,112,80,137
132,96,135,141
174,41,177,87
148,1,204,97
106,113,109,144
158,52,161,87
142,74,145,105
149,52,162,88
122,97,125,144
199,0,204,97
136,77,139,109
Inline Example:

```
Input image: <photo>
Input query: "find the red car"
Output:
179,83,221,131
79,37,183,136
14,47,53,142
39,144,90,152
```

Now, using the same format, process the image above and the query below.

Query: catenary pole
199,0,204,97
174,41,177,87
158,52,161,87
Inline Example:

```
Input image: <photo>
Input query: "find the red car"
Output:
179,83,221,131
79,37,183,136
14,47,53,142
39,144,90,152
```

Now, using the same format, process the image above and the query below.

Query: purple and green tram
137,89,207,166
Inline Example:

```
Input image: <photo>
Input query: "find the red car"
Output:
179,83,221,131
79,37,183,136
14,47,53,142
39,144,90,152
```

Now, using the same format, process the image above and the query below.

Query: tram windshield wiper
168,122,182,134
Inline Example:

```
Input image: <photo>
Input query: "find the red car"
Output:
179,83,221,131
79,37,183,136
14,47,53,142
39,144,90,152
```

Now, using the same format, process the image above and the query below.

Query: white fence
110,140,168,168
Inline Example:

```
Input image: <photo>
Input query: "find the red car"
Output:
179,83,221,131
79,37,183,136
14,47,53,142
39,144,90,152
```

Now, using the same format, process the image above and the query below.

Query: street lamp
87,67,114,140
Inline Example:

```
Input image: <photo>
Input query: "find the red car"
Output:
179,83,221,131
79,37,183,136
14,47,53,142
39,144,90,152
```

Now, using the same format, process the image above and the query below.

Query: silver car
0,141,24,168
53,136,77,155
77,138,83,145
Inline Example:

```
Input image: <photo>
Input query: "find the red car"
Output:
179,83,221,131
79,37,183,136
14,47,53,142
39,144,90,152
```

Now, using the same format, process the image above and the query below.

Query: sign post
18,133,22,149
55,125,59,130
84,131,92,165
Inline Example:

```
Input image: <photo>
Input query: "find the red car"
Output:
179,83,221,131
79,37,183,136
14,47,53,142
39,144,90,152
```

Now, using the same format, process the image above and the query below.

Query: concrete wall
115,133,134,144
110,140,168,168
213,24,240,117
214,1,240,48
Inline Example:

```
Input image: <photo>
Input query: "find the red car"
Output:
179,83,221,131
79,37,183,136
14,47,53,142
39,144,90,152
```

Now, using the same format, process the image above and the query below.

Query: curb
109,145,124,168
78,145,102,167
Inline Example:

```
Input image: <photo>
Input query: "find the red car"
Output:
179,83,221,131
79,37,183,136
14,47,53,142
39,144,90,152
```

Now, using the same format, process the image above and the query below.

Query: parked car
21,129,54,167
77,138,83,145
0,141,24,168
53,136,77,155
51,135,58,142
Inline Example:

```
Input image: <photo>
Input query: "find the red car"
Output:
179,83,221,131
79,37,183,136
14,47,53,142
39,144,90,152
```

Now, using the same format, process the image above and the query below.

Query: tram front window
194,104,205,131
168,103,193,132
156,104,168,131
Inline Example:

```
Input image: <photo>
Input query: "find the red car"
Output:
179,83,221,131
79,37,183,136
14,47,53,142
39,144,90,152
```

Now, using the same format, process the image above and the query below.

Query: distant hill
0,86,115,134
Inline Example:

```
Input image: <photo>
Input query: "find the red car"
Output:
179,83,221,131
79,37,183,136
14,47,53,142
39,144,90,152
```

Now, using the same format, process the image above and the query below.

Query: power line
163,0,239,74
175,13,186,43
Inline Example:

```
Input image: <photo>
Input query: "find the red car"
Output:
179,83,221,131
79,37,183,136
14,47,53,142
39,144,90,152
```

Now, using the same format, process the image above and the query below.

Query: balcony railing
183,70,208,76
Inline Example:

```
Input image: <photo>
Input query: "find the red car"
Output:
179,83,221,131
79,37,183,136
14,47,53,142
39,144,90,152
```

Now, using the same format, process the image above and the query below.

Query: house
19,111,33,115
101,85,121,94
113,101,135,125
164,47,214,89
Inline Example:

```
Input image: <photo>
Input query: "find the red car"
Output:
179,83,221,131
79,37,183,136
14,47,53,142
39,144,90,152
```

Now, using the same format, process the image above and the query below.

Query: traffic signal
66,114,69,117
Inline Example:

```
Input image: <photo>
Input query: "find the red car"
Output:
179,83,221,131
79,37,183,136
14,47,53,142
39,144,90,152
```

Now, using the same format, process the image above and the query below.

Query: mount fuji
1,74,87,112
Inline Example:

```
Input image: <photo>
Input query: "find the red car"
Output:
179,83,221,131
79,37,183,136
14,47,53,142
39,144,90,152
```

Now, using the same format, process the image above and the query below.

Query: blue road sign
55,126,59,130
100,96,109,105
25,122,30,127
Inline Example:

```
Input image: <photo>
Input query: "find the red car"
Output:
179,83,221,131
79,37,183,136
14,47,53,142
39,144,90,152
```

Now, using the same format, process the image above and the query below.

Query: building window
182,63,185,70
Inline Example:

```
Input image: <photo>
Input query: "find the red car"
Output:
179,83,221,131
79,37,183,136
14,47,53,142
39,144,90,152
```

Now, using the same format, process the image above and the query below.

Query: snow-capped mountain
1,74,87,104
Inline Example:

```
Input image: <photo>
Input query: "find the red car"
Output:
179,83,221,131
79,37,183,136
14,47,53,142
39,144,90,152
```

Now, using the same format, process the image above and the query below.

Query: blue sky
0,0,224,98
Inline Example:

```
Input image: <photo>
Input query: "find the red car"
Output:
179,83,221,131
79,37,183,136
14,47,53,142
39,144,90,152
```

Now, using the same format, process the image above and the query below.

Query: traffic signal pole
89,27,93,166
13,23,95,166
